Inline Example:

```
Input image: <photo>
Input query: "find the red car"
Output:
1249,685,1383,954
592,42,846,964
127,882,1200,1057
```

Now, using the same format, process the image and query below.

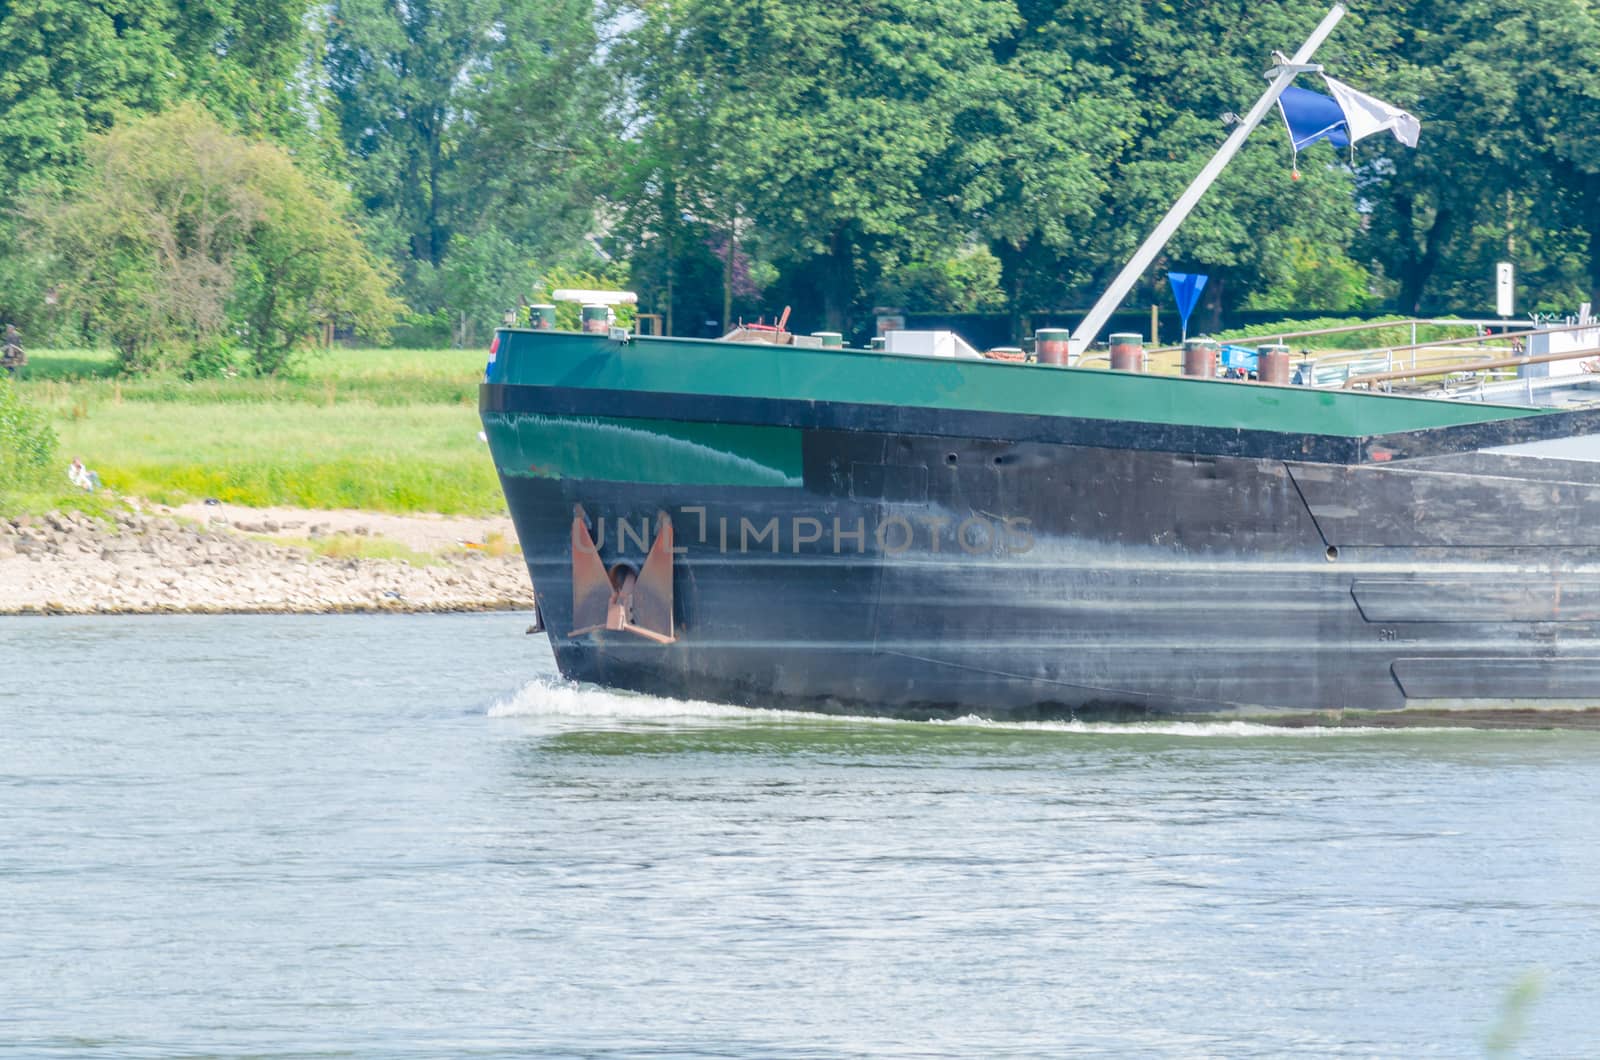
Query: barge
479,2,1600,722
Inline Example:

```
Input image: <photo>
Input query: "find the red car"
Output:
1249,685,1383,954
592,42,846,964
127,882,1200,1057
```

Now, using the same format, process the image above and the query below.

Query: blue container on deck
1219,344,1259,374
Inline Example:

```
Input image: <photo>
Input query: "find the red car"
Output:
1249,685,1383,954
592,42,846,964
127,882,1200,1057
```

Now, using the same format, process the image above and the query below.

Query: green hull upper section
486,330,1542,438
490,412,801,486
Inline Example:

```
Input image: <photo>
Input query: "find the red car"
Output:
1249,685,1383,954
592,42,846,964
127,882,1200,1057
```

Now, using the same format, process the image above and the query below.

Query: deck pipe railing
1309,320,1600,389
1342,342,1600,389
1149,316,1550,356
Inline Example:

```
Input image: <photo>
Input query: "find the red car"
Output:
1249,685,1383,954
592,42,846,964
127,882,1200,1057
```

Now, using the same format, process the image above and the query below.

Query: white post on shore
1068,3,1347,358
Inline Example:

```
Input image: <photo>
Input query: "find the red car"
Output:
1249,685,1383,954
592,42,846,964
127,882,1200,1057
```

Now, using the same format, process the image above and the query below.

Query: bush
389,308,456,349
24,103,404,376
183,337,243,380
1243,237,1377,314
875,245,1005,313
0,375,58,493
1216,315,1490,352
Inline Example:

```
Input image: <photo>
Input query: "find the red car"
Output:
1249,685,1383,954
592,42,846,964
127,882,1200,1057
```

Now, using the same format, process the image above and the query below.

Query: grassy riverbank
13,347,502,515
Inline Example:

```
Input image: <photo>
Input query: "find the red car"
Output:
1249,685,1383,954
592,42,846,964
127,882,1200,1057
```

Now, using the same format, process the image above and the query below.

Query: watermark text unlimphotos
578,506,1034,557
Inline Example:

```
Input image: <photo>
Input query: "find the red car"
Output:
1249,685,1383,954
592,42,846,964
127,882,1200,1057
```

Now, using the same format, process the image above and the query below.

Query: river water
2,613,1597,1057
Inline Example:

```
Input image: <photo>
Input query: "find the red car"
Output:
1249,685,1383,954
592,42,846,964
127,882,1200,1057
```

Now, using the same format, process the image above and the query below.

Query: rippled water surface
3,614,1598,1056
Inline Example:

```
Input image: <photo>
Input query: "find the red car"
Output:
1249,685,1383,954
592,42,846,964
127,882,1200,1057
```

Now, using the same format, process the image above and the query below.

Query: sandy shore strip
163,501,516,554
1,502,535,615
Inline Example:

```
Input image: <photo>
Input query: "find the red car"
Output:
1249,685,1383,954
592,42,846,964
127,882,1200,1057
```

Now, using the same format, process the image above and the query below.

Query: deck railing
1342,342,1600,390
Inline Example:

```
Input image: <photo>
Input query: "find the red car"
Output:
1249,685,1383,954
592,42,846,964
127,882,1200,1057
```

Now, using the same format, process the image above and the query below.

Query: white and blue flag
1277,75,1420,166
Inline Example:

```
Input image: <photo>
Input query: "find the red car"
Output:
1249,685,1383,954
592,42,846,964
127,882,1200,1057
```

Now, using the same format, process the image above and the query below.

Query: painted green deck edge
483,412,803,487
491,330,1544,438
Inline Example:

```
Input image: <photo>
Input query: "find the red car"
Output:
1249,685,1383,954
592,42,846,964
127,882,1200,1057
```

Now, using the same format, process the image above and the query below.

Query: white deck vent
882,330,982,360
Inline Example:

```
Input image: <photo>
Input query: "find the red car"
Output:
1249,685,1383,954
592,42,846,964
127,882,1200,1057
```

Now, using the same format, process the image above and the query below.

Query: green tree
0,1,335,332
0,0,178,195
1496,0,1600,308
875,245,1006,313
460,0,610,266
1349,0,1600,313
941,6,1137,336
27,104,401,374
232,135,406,373
615,0,1023,332
429,225,526,348
171,0,333,161
607,0,731,336
25,104,259,370
1042,0,1368,326
607,0,1385,333
324,0,484,271
323,0,607,332
0,0,324,191
1347,2,1504,313
1244,236,1376,312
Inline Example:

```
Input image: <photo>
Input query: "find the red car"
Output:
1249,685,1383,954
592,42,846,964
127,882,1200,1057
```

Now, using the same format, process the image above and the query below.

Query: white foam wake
487,680,1475,736
485,677,839,724
928,715,1469,737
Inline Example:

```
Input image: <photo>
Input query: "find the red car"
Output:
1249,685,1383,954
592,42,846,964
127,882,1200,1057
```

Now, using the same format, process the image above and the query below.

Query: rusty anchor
569,505,676,644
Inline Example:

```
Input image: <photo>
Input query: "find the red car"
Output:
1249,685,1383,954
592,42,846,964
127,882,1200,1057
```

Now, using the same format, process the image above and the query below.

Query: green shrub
183,336,243,380
1217,316,1491,352
24,104,403,378
390,308,456,348
1243,237,1377,314
0,374,59,492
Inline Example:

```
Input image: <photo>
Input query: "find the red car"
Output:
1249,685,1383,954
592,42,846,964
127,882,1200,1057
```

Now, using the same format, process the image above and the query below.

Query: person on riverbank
1,324,23,378
68,457,101,492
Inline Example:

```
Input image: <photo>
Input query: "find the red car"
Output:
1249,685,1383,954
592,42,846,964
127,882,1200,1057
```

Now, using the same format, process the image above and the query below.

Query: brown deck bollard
1109,332,1145,372
1035,328,1071,366
1183,338,1220,379
1257,344,1291,385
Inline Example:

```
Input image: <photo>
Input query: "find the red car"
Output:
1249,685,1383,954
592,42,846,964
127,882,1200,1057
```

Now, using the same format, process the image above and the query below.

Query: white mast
1067,3,1348,357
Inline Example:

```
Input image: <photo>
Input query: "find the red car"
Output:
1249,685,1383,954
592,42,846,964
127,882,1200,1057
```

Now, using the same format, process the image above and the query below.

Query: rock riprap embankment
0,509,533,614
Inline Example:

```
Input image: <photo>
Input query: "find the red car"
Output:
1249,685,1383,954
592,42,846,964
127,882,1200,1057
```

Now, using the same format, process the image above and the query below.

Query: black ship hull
486,380,1600,721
